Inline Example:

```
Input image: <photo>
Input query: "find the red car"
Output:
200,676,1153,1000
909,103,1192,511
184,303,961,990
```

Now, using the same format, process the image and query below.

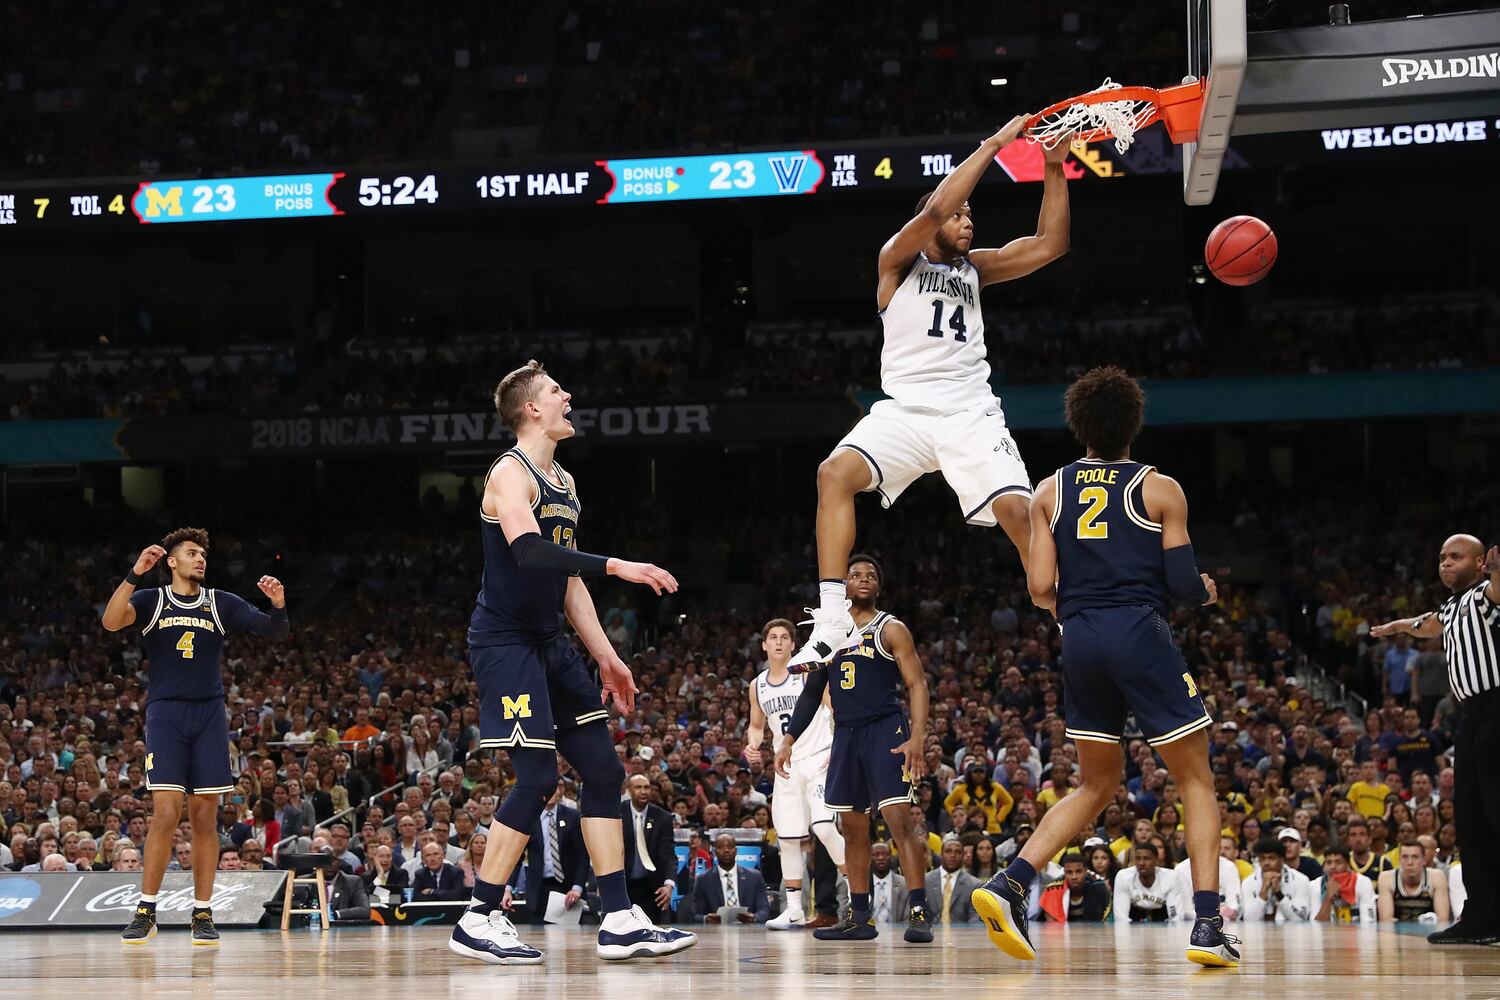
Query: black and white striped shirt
1435,580,1500,700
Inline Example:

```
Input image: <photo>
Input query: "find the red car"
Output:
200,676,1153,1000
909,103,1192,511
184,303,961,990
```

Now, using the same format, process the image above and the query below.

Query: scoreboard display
0,122,1487,231
0,137,1149,231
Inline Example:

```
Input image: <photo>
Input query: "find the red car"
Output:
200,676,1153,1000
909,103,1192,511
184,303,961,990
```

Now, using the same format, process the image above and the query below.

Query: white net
1027,78,1157,155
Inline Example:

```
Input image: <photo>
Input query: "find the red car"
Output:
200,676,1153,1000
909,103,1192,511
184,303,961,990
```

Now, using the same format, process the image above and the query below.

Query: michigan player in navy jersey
791,118,1074,672
971,367,1239,968
450,360,695,965
775,555,933,943
100,528,288,945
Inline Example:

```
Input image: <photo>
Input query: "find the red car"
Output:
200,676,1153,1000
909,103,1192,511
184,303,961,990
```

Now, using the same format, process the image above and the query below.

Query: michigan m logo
141,185,184,218
502,695,533,720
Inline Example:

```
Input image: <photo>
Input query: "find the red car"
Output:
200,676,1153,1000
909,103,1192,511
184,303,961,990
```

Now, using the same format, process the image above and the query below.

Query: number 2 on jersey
926,300,967,342
1076,487,1109,539
176,631,196,659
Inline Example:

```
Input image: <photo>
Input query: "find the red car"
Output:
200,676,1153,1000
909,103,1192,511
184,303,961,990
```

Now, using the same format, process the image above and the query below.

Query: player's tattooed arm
1026,476,1059,613
882,618,929,781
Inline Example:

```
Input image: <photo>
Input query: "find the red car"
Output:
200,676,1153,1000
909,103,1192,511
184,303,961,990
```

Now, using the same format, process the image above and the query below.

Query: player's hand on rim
133,544,166,576
608,558,678,595
1041,130,1078,163
988,114,1029,149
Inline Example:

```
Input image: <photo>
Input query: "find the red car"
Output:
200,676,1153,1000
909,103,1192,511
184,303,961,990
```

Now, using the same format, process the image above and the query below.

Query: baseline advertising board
0,871,285,928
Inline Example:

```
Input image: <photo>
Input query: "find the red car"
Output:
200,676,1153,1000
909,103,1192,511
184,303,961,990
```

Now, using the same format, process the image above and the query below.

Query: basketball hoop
1025,78,1206,155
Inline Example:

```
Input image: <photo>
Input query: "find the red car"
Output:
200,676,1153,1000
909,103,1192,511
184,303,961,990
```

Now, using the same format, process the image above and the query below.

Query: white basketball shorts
772,748,835,840
835,397,1031,526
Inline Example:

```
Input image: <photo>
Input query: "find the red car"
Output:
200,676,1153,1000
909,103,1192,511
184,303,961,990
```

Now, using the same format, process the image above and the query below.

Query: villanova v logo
769,156,807,193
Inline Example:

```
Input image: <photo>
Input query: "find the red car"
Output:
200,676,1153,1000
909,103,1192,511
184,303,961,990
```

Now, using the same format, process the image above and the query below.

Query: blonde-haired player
746,618,845,929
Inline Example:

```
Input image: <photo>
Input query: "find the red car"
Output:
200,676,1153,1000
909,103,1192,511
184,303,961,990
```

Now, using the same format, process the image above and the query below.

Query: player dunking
100,528,289,945
775,556,932,942
971,366,1239,967
449,360,696,965
745,618,846,929
791,118,1074,671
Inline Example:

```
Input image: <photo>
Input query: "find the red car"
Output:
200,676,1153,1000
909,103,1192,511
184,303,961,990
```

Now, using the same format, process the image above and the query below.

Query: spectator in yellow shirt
1036,763,1076,811
943,762,1014,833
1346,759,1392,819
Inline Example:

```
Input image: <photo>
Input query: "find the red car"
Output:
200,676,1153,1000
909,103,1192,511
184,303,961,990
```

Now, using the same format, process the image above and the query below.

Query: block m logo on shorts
502,695,533,720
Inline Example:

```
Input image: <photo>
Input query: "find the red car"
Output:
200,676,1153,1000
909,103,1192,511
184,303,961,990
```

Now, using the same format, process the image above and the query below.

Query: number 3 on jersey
839,661,856,690
926,301,967,342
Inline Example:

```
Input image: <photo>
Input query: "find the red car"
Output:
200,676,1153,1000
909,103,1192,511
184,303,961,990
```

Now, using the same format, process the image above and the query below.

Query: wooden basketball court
7,923,1496,997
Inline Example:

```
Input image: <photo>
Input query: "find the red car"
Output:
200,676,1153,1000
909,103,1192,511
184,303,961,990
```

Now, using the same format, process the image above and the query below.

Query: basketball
1205,215,1277,286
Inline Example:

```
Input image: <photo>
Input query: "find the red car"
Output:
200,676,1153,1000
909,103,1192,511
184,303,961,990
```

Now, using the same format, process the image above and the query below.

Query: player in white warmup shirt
792,116,1075,670
1114,844,1180,922
745,618,845,928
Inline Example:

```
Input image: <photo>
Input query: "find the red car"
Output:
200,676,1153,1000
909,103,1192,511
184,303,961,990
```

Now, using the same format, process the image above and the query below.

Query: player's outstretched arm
101,544,165,631
882,618,928,781
971,138,1073,287
876,116,1028,307
1026,476,1058,612
490,458,678,593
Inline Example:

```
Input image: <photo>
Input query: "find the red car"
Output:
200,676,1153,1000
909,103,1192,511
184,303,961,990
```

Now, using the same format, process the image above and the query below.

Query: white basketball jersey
879,252,994,413
754,669,833,760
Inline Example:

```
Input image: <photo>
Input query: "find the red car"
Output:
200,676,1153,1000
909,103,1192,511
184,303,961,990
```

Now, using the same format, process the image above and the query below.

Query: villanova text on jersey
1050,459,1171,620
470,448,581,645
829,611,904,724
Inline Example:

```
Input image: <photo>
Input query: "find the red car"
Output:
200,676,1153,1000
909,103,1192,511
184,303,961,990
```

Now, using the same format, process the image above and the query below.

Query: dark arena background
2,2,1500,997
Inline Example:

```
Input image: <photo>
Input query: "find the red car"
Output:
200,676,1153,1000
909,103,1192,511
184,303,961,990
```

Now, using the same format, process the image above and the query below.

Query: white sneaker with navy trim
596,906,697,960
448,910,544,965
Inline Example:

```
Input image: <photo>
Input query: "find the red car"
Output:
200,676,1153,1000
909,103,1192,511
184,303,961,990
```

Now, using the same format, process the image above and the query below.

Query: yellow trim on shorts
573,710,609,726
878,794,916,810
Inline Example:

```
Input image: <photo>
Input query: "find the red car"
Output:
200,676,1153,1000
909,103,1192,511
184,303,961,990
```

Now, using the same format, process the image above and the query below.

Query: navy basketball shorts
144,698,235,796
1060,606,1213,748
824,713,915,814
471,634,607,751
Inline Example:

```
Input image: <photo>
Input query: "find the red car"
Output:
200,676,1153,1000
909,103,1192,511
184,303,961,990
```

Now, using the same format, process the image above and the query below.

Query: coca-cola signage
0,871,284,928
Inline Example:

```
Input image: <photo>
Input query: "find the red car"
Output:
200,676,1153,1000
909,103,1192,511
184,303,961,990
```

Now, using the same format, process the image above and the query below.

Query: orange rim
1025,80,1205,145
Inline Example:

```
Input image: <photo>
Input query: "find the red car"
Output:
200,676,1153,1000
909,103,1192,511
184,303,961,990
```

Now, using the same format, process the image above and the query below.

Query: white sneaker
597,905,697,960
448,910,545,965
766,906,806,930
788,602,859,673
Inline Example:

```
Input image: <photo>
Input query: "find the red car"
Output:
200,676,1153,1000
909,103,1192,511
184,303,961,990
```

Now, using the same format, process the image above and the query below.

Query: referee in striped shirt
1373,534,1500,946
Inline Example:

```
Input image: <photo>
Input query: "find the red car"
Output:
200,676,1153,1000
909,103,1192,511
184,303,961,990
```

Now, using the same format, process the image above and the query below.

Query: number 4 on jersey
926,301,967,342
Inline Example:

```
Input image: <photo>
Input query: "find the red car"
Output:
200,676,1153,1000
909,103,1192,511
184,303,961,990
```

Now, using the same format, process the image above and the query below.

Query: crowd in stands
3,1,1480,179
3,296,1495,421
0,469,1483,929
